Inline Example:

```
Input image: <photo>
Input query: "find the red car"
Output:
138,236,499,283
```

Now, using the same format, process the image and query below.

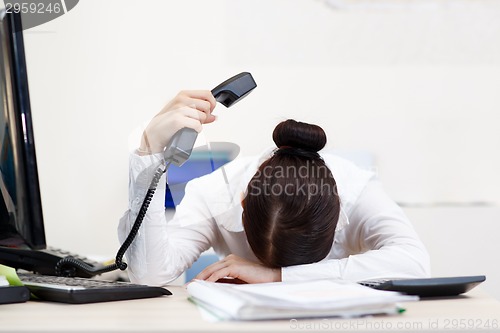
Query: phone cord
55,163,169,277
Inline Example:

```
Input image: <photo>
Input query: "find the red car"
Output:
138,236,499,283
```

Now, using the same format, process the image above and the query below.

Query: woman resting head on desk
118,90,431,286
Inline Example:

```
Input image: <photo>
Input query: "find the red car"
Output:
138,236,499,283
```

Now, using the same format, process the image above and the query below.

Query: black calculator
359,275,486,297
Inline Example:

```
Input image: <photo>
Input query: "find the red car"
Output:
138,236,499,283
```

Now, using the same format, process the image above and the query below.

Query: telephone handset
55,72,257,277
165,72,257,167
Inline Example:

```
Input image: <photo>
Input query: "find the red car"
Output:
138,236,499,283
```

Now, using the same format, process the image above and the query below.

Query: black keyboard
18,272,171,304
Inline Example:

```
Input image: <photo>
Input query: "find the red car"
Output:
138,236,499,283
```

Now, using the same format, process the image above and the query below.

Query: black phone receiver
164,72,257,166
212,72,257,107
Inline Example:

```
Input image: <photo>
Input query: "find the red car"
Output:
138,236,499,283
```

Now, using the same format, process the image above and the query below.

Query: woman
118,90,430,286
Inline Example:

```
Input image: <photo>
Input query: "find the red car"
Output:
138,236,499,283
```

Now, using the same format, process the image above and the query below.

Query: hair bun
272,119,327,153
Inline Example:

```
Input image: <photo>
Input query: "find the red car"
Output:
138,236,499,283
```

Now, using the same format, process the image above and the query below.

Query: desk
1,287,499,332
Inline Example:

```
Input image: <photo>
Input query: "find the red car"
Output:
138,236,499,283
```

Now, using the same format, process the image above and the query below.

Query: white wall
13,0,500,296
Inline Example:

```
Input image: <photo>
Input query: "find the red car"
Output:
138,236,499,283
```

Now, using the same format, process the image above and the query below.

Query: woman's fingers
139,90,218,155
195,259,229,281
181,106,208,123
197,260,241,283
205,267,233,283
154,107,205,133
182,117,203,133
172,93,217,124
181,97,211,115
179,95,216,124
179,90,217,112
193,254,282,284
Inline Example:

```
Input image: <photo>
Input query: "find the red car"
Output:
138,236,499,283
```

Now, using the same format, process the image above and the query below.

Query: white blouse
118,148,431,286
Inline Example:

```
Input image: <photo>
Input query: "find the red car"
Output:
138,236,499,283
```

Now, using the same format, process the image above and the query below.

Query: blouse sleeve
281,179,431,282
118,152,218,286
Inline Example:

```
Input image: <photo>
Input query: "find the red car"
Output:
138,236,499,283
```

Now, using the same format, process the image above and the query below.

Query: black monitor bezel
0,10,45,250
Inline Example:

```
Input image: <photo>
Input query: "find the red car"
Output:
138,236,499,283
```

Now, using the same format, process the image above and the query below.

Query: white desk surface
1,286,499,332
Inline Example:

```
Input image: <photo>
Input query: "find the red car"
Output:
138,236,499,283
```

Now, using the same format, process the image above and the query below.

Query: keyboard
358,275,486,297
18,272,171,304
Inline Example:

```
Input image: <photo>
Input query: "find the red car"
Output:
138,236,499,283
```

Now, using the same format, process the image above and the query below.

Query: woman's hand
139,90,217,155
194,254,282,284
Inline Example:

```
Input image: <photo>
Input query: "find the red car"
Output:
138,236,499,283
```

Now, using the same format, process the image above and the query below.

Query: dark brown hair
242,119,340,268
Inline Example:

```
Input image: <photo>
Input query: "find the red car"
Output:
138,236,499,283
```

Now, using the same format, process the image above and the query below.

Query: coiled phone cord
55,162,170,277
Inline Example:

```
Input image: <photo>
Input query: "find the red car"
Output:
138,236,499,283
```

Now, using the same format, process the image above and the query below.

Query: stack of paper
187,279,418,321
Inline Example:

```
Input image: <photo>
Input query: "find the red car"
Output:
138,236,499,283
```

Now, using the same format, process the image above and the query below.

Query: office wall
11,0,500,296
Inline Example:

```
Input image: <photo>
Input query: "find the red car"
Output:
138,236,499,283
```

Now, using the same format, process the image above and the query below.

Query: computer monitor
0,10,46,250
